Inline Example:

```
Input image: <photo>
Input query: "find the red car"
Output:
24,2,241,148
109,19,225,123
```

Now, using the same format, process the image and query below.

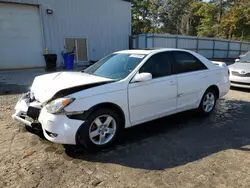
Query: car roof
116,48,218,70
115,48,193,55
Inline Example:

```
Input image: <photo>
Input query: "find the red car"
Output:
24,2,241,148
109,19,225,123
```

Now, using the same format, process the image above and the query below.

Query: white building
0,0,131,69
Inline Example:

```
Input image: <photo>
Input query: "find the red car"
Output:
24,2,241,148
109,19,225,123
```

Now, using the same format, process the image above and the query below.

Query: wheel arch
87,102,126,126
198,85,220,107
206,85,220,99
74,102,126,146
197,85,219,115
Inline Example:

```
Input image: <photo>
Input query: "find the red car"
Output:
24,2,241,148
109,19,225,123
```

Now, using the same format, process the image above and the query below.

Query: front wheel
198,89,217,115
76,108,122,150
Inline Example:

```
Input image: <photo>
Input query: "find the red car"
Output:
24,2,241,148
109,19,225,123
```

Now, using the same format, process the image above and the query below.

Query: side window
139,52,172,78
174,51,207,74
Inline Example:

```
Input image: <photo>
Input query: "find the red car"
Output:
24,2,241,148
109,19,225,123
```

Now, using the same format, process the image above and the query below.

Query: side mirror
235,59,240,63
133,73,152,82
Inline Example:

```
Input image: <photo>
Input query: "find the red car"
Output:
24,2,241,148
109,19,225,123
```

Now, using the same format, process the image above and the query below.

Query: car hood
229,63,250,72
31,72,113,103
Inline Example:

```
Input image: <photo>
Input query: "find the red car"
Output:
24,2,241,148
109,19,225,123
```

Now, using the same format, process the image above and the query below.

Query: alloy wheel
89,115,117,145
202,92,215,113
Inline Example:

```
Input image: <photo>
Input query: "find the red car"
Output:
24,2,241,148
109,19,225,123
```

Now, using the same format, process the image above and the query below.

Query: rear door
173,51,209,110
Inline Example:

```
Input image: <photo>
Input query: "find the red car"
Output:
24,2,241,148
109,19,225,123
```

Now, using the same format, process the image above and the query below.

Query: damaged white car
12,49,230,149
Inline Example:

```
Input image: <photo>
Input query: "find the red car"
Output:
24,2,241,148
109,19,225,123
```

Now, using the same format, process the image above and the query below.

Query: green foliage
195,2,218,37
218,0,250,40
131,0,250,41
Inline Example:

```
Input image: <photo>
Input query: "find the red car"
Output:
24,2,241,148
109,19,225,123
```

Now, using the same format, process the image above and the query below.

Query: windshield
239,53,250,63
84,53,146,80
244,51,250,56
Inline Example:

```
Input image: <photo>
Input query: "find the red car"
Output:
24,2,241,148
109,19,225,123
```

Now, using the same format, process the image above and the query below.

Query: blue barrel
63,53,74,70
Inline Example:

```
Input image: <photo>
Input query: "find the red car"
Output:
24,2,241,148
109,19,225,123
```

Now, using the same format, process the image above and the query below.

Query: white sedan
229,52,250,88
12,49,230,149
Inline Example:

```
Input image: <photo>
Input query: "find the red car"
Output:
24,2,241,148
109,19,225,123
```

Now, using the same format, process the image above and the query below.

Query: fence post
129,36,132,49
145,34,147,48
227,41,230,60
196,37,199,53
175,35,178,48
212,40,215,59
152,34,155,48
239,41,242,56
136,35,139,49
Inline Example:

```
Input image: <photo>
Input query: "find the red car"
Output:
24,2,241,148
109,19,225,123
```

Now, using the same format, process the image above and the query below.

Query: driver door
128,52,178,126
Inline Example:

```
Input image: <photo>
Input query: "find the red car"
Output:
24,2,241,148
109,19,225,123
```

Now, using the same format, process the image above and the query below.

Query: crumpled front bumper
39,108,84,144
12,93,38,127
12,92,84,145
12,112,32,127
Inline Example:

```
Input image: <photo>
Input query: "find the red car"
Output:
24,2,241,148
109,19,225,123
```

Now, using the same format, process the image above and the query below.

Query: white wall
1,0,131,66
0,2,44,69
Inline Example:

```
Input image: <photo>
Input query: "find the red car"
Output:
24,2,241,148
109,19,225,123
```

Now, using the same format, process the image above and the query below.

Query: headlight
45,98,75,114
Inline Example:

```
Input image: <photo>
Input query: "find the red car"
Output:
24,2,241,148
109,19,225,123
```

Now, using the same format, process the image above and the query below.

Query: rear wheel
76,108,122,150
198,89,217,115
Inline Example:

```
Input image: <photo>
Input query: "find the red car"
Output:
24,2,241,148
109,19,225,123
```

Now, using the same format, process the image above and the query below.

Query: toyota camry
12,49,230,149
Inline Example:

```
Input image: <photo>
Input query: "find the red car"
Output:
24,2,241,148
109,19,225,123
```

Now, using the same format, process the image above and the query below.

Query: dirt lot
1,83,250,187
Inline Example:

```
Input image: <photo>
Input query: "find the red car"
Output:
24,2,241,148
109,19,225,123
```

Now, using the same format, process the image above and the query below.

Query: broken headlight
45,98,75,114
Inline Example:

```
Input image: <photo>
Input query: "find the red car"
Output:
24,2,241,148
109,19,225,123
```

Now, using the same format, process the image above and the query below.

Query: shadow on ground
63,99,250,170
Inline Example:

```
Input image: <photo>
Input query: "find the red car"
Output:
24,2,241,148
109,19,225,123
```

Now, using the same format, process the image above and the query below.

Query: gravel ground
1,85,250,188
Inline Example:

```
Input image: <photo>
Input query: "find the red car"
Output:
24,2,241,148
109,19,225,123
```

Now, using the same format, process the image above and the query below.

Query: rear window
173,51,207,74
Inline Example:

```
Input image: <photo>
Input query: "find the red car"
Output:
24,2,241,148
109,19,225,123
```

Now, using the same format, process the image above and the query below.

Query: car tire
76,108,122,150
198,88,217,115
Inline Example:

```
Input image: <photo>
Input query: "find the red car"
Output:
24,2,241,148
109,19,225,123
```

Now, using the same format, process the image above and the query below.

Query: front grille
232,71,250,77
27,106,41,120
231,81,250,86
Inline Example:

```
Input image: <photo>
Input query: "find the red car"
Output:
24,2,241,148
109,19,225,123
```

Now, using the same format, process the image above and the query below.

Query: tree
187,1,203,36
132,0,164,34
159,0,189,34
196,2,218,37
132,0,152,34
131,0,250,40
219,0,250,40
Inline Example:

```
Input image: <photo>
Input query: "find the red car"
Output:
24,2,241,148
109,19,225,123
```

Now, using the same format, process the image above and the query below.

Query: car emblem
240,71,246,74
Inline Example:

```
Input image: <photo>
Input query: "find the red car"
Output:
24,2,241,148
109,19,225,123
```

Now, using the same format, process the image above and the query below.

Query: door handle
204,74,209,78
178,93,184,97
169,80,176,85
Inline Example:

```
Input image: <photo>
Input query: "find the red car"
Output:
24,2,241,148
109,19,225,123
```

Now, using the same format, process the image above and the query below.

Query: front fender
64,89,131,128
